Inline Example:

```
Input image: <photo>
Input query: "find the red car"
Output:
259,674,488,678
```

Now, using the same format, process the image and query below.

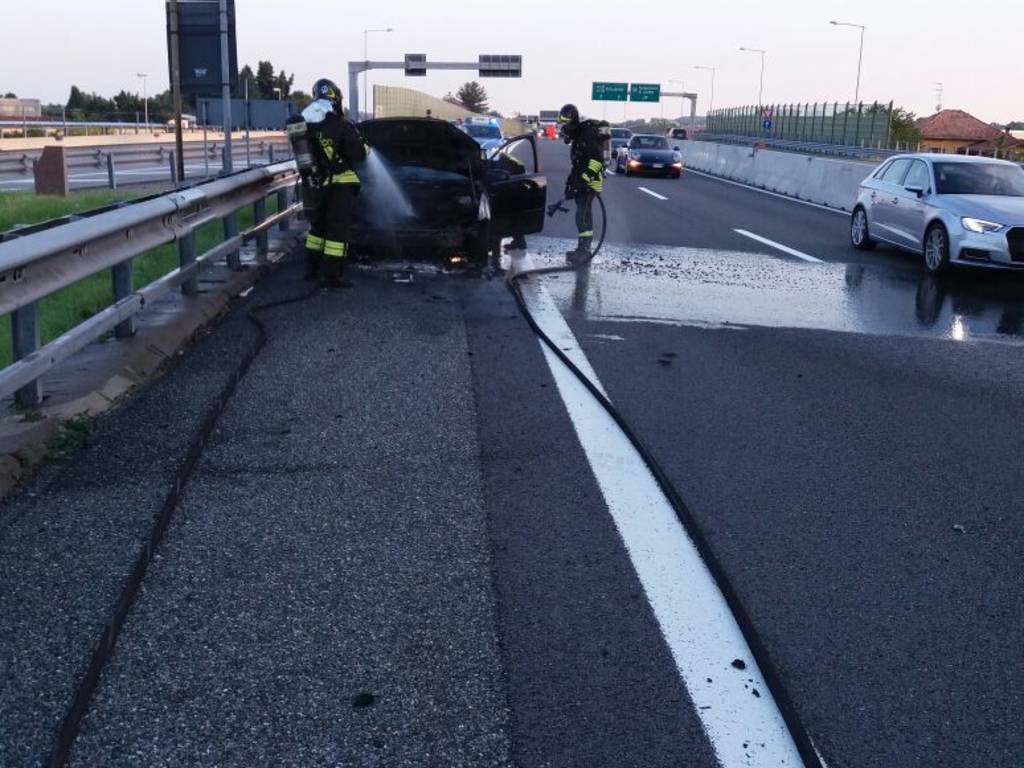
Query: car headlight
961,217,1003,233
672,152,682,163
628,151,641,161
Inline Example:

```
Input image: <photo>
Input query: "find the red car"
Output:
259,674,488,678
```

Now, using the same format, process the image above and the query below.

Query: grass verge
0,190,278,367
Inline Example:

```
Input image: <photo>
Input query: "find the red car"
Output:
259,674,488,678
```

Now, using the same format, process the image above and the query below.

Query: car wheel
923,222,950,274
850,206,877,251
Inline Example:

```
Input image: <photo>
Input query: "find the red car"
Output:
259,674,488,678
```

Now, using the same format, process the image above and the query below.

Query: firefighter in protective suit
558,104,606,265
303,79,367,288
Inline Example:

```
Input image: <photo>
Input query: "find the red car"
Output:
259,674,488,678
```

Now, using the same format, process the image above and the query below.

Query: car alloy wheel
924,224,949,273
850,207,876,250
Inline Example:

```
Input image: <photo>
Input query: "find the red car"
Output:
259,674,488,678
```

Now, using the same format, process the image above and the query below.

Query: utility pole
695,65,717,114
219,0,233,174
137,72,149,127
168,1,186,181
363,27,394,119
829,21,866,105
739,47,766,107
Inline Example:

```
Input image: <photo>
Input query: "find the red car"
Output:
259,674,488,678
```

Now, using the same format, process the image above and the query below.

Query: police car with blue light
457,117,505,154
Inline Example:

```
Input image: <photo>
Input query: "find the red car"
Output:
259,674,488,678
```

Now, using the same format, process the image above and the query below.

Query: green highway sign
592,82,628,102
629,83,661,102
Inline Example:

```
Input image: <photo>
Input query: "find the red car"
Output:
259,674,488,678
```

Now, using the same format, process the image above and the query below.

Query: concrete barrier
683,140,874,212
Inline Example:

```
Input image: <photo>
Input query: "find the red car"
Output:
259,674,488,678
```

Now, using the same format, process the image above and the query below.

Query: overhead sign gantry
348,54,522,119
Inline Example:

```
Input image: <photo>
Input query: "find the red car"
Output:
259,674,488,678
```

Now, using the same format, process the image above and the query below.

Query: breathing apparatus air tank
285,114,314,176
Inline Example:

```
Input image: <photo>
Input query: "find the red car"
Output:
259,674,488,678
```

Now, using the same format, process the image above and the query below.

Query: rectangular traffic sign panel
405,53,426,76
592,82,628,102
629,83,661,102
479,55,522,78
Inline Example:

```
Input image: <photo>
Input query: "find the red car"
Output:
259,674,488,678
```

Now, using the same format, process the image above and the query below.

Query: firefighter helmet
557,104,580,125
312,78,343,111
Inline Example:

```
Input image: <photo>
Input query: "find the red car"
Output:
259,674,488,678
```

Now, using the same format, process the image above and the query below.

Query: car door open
484,133,548,238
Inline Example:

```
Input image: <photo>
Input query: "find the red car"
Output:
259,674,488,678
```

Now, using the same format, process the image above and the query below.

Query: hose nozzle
547,200,570,218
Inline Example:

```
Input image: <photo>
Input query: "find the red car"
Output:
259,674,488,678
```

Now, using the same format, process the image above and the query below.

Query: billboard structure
166,0,238,99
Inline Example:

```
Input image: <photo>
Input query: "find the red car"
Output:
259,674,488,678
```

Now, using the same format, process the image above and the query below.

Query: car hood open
359,118,483,177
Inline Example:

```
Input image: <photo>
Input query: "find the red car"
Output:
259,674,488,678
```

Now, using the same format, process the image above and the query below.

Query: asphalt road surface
1,137,1022,768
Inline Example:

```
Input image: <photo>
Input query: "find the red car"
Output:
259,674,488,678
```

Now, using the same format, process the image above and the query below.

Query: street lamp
695,65,716,113
738,47,766,106
830,20,866,104
136,72,149,126
363,26,394,119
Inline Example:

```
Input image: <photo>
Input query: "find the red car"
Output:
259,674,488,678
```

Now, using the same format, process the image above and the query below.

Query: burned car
350,118,547,262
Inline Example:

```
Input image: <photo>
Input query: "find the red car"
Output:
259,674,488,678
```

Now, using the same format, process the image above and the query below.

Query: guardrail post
12,303,42,408
268,145,275,164
112,260,135,338
276,188,291,232
179,230,199,296
169,150,178,185
107,153,117,190
254,196,269,261
224,213,240,269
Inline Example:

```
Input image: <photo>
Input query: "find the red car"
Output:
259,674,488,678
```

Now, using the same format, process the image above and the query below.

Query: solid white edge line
638,186,669,201
687,167,849,216
511,253,804,768
734,229,824,263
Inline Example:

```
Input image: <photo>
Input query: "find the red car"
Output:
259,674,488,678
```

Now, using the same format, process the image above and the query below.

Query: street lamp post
739,47,766,107
136,72,149,127
363,27,394,119
695,65,716,113
830,20,866,104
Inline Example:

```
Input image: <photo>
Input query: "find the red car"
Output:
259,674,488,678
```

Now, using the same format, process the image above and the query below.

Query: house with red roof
917,109,1023,159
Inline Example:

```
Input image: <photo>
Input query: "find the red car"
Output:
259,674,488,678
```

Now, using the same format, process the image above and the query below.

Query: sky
2,0,1021,124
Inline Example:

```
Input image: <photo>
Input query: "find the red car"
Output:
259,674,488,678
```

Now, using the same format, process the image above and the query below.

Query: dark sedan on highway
851,154,1024,273
615,135,683,178
351,118,547,264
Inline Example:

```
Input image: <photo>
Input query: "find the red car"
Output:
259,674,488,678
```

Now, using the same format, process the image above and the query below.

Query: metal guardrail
0,160,302,406
0,138,291,184
698,133,899,163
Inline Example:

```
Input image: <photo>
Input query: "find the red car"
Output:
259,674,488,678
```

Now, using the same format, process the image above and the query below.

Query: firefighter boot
565,236,592,267
304,249,321,282
322,257,353,290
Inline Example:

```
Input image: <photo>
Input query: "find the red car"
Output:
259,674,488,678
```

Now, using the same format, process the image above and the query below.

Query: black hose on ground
46,263,320,768
504,215,825,768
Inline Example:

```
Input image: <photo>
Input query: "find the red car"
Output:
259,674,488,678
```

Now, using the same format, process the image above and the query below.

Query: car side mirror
673,146,681,152
906,184,925,198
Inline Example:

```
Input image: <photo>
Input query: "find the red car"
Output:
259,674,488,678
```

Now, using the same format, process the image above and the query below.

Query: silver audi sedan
850,154,1024,273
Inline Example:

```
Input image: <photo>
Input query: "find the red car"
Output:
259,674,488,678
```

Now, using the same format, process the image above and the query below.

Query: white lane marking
687,168,848,216
511,253,804,768
734,229,824,263
638,186,668,201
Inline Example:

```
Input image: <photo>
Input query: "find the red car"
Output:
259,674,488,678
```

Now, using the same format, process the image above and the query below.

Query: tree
239,65,257,99
291,90,312,111
2,92,15,99
456,81,489,114
889,106,921,145
255,61,277,99
275,70,294,99
1007,121,1024,131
